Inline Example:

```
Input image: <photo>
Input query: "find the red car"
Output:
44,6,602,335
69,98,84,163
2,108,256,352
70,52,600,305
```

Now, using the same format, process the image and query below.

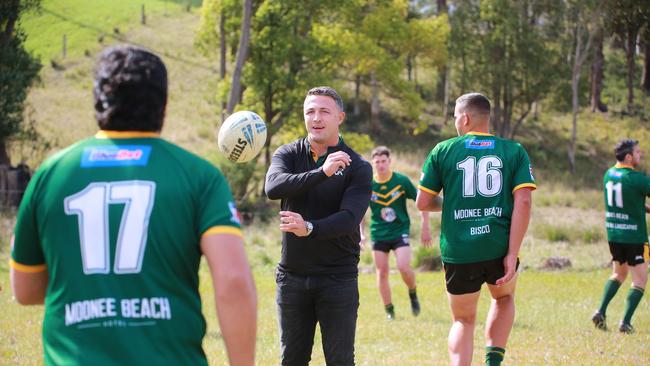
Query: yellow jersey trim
466,131,493,136
614,163,635,170
202,225,243,238
375,192,405,206
96,130,160,139
512,183,537,193
374,172,393,184
373,185,402,200
417,185,439,195
10,258,47,273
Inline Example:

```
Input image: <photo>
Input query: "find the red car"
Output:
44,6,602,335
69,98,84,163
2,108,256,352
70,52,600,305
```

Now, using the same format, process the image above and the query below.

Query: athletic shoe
618,322,635,334
386,306,395,320
410,297,421,317
591,311,607,331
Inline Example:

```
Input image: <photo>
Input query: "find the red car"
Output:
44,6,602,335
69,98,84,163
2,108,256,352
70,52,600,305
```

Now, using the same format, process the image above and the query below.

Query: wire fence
39,6,217,73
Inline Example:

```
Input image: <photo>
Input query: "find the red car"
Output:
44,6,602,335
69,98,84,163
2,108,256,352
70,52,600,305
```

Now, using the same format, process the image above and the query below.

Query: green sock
622,287,644,325
385,303,394,314
485,346,505,366
598,279,621,316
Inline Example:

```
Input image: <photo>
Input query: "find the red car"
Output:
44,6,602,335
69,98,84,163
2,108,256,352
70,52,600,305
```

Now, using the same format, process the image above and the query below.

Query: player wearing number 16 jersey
416,93,535,366
592,139,650,334
10,46,257,366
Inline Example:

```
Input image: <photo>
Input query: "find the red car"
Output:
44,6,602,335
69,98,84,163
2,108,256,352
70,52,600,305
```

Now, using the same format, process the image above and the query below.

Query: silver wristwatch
305,221,313,236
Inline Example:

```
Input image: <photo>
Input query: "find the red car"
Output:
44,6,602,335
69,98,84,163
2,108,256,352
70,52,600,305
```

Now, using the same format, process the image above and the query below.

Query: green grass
2,258,649,365
21,0,202,61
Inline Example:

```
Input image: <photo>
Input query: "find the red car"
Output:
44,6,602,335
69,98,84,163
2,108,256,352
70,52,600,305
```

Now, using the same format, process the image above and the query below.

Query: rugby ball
218,111,267,163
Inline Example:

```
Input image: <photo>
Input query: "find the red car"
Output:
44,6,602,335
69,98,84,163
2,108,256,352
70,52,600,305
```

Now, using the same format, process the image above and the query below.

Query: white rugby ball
218,111,267,163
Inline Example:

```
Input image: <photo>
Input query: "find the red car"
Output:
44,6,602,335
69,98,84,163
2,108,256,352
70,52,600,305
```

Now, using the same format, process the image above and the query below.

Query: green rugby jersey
603,163,650,244
419,132,536,264
11,131,242,366
369,171,417,242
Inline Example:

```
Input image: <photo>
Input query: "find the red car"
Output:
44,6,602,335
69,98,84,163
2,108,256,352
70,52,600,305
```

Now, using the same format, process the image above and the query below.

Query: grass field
1,257,649,365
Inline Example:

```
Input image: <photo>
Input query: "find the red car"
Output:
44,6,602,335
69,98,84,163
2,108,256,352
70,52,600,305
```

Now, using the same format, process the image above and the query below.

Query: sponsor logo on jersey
229,201,242,225
529,164,535,180
465,139,495,149
81,145,151,167
609,170,623,178
381,207,397,222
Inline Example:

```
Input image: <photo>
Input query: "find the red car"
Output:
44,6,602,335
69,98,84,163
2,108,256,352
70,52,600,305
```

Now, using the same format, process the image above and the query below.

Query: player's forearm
420,211,430,226
508,190,533,257
215,272,257,366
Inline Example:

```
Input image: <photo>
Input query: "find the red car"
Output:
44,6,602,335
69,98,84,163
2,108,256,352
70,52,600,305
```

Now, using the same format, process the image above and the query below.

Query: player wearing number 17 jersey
592,139,650,334
10,46,256,366
416,93,535,366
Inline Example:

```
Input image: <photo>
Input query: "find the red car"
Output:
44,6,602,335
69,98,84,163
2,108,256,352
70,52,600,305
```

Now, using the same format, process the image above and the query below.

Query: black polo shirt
265,137,372,275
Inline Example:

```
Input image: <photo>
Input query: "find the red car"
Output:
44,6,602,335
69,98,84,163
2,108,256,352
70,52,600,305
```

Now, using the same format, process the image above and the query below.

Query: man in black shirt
265,86,372,366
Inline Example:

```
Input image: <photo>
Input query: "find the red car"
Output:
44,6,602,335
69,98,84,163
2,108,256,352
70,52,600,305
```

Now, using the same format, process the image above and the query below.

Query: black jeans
276,269,359,366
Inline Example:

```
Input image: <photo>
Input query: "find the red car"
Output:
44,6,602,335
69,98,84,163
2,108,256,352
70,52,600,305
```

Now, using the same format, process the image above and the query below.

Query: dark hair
614,139,638,162
93,45,167,131
455,92,491,116
306,86,344,111
371,146,391,158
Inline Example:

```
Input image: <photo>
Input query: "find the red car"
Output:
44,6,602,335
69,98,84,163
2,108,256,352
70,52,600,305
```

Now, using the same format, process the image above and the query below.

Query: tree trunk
569,71,579,175
226,0,253,114
568,24,592,174
590,28,607,112
1,0,19,49
406,55,413,82
442,65,450,124
437,0,447,15
0,141,10,165
353,75,361,117
642,42,650,94
370,71,380,133
219,10,227,122
625,27,637,113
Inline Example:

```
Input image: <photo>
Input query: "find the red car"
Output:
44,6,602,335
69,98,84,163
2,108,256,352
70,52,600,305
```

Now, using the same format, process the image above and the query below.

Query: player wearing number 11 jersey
592,139,650,334
10,46,256,366
417,93,535,366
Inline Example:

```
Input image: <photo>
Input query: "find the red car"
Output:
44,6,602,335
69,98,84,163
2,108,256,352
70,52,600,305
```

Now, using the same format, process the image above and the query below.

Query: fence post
141,4,146,25
62,34,67,58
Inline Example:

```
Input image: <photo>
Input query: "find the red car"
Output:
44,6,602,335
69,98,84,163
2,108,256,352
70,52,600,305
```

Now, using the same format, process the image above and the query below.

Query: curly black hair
93,45,167,131
614,139,638,162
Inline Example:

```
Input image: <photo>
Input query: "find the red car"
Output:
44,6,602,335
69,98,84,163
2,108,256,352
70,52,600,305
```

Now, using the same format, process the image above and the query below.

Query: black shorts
372,235,409,253
608,242,649,266
443,257,520,295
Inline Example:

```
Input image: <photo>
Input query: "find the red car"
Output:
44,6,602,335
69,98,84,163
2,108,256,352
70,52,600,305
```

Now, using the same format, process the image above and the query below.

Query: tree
565,0,600,174
0,0,42,165
641,25,650,94
315,0,448,133
196,0,242,121
590,24,608,112
226,0,252,114
450,0,564,138
604,0,650,112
